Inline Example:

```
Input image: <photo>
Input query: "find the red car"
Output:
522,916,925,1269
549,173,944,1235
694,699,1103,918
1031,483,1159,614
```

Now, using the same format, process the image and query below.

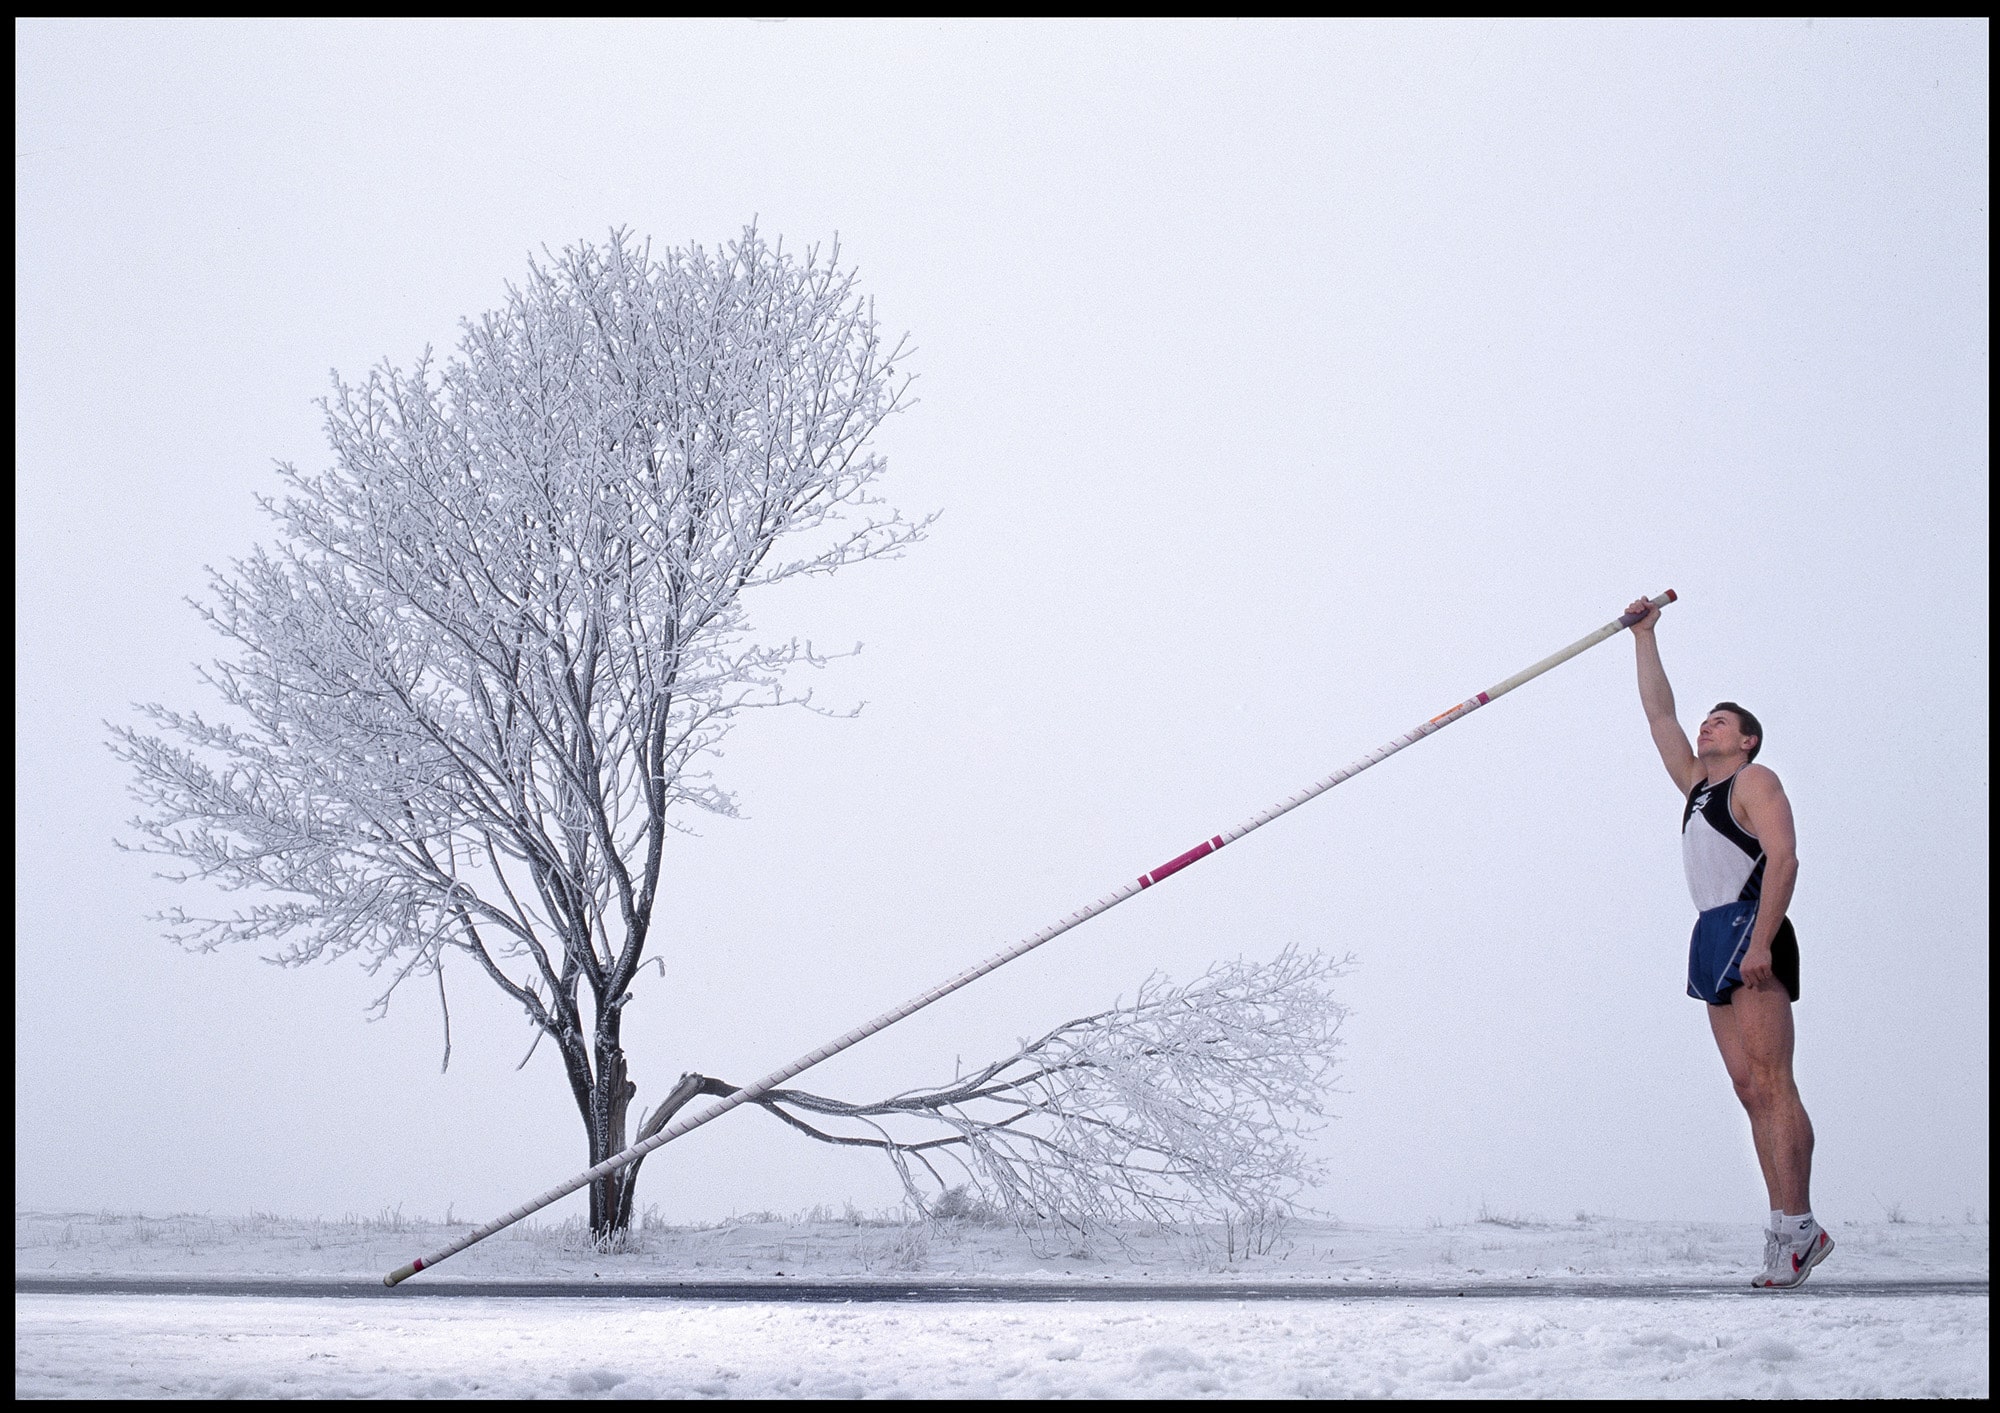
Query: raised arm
1628,597,1700,794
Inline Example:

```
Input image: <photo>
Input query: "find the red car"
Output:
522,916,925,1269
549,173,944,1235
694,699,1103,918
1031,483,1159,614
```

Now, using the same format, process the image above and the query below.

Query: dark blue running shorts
1687,900,1800,1005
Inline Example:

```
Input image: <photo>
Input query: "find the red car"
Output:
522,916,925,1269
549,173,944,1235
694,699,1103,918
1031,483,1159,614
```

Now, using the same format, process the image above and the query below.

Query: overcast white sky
16,19,1988,1232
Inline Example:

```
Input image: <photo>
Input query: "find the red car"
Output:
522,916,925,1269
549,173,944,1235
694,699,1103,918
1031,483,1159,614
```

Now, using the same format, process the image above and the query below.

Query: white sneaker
1752,1227,1782,1285
1752,1220,1834,1289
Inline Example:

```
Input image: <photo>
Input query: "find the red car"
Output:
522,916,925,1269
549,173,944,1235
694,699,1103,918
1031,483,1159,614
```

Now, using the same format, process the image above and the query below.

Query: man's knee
1728,1070,1765,1110
1734,1063,1796,1115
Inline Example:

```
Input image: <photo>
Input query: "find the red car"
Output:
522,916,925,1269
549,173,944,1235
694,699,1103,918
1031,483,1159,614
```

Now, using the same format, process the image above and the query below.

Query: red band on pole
1139,835,1224,888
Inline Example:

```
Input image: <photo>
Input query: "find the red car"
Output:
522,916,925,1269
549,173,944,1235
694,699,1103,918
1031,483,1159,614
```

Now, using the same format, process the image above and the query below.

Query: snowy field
17,1208,1988,1399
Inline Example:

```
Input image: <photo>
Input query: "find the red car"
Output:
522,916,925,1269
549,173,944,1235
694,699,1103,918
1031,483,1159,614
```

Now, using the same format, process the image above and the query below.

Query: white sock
1769,1210,1785,1232
1783,1210,1814,1237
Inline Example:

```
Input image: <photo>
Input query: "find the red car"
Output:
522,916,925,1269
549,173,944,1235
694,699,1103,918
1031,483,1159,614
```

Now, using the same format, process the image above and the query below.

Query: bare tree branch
690,945,1352,1255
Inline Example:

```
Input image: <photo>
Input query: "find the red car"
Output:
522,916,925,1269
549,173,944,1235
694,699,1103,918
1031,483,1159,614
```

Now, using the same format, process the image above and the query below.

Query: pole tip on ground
385,1261,421,1287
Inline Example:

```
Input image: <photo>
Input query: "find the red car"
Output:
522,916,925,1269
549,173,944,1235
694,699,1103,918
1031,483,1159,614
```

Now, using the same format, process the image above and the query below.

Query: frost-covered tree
111,227,923,1242
658,945,1353,1255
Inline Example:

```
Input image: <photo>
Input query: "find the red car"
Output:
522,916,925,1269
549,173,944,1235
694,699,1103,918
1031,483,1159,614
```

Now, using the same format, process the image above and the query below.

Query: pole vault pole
386,589,1676,1285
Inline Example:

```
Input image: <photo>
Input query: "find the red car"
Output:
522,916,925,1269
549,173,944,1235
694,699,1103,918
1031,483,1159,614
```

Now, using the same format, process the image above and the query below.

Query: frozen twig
698,945,1352,1257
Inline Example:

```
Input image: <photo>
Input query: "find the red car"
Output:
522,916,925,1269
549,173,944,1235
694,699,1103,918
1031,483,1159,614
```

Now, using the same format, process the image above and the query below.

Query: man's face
1696,710,1753,759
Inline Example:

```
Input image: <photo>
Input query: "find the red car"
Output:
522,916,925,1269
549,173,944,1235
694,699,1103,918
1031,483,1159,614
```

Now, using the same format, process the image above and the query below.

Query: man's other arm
1733,765,1799,989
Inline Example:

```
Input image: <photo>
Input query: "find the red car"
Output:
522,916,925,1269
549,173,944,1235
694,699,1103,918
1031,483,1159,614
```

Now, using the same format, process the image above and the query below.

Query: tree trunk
585,1046,638,1246
577,1031,710,1246
610,1071,708,1234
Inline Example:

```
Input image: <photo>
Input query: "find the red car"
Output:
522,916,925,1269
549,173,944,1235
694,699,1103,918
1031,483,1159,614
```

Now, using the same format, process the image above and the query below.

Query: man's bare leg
1708,984,1814,1212
1708,1001,1783,1206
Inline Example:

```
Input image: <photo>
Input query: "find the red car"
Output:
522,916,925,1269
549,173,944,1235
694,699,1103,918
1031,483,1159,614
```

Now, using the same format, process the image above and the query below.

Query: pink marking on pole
411,1259,425,1273
1142,838,1216,887
1476,691,1490,705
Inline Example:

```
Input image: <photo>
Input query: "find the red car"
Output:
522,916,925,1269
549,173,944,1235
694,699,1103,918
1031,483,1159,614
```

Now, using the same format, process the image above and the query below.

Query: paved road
15,1276,1987,1302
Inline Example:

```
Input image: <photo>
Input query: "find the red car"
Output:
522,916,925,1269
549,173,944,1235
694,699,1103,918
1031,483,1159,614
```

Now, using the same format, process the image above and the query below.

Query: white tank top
1681,771,1765,912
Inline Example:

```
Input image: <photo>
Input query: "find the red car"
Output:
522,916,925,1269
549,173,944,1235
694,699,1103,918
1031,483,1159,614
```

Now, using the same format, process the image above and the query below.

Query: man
1627,597,1833,1289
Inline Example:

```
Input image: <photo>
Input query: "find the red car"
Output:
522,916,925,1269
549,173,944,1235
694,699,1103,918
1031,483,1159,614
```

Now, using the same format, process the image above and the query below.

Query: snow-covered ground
18,1289,1990,1399
17,1208,1989,1398
16,1205,1989,1286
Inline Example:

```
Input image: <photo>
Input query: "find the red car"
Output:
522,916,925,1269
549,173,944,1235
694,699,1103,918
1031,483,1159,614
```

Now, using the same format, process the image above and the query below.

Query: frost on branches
109,227,925,1241
679,945,1354,1258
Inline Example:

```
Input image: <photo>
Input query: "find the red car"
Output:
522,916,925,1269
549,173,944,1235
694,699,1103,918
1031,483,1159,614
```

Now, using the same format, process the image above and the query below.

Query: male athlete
1627,597,1833,1289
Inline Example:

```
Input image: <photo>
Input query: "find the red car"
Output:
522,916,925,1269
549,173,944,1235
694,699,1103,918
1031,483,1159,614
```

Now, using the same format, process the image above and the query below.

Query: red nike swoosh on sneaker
1790,1233,1825,1272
